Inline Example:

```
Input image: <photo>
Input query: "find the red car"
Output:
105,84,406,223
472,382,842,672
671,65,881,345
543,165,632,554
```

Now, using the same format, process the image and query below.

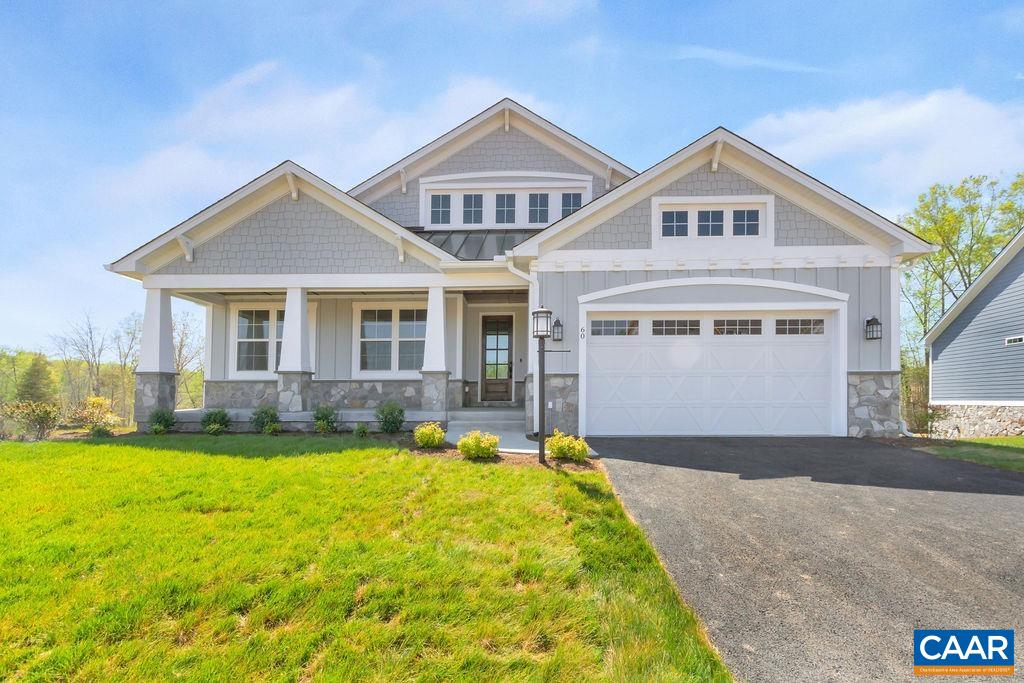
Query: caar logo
914,629,1014,676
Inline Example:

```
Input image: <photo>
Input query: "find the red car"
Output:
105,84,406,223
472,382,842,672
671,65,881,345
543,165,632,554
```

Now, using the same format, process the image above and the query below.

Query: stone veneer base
847,371,902,438
524,373,579,435
929,404,1024,439
134,372,177,432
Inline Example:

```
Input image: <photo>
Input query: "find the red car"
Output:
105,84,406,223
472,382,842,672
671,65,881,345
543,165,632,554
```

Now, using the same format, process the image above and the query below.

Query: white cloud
991,3,1024,33
674,45,825,74
741,89,1024,214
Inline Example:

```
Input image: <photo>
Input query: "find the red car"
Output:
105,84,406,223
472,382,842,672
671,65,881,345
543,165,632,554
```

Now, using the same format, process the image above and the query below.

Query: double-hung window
661,210,688,237
562,192,582,217
463,194,483,224
496,193,515,223
430,194,451,225
529,193,549,223
357,306,428,375
237,310,271,371
359,310,392,371
697,210,724,236
398,310,427,370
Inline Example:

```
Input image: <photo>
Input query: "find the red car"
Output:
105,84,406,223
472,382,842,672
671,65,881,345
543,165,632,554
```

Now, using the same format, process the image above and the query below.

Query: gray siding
561,163,863,250
369,127,610,226
157,194,434,274
932,247,1024,401
538,267,894,373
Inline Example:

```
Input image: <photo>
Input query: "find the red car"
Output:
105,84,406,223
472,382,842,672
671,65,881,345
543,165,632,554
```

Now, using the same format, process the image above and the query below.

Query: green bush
313,405,337,433
354,422,369,438
457,430,499,460
413,421,446,449
78,396,117,431
375,401,404,433
201,409,231,436
89,424,114,438
263,422,282,436
250,406,278,434
2,401,61,440
546,429,590,462
149,407,176,435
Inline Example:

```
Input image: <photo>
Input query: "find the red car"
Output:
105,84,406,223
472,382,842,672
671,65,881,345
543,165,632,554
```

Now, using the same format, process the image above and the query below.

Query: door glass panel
483,317,513,386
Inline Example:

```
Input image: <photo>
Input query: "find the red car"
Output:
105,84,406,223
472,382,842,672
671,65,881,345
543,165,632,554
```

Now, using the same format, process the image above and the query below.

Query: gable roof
107,160,458,279
349,98,636,201
924,227,1024,346
512,126,935,257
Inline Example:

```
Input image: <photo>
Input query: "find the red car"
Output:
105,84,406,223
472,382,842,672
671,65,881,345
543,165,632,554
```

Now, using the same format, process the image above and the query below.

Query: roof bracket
395,236,406,263
711,140,724,172
176,235,195,263
285,172,299,201
400,168,407,194
504,108,510,132
605,165,612,190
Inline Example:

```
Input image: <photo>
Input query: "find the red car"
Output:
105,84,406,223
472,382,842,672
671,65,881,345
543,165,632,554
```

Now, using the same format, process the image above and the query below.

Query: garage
583,310,839,436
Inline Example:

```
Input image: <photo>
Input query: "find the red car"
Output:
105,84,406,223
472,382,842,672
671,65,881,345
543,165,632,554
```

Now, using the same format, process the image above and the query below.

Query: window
399,309,427,370
697,210,724,236
237,309,270,371
360,310,392,371
496,193,515,223
275,311,285,370
1006,336,1024,346
776,318,824,335
714,319,762,336
529,193,549,223
591,319,639,336
430,194,450,225
463,194,483,224
561,192,582,218
733,209,759,236
653,319,700,336
661,211,688,237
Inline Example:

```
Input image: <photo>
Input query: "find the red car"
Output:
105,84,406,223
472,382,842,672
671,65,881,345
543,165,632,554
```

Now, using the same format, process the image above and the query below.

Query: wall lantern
552,317,564,342
865,316,882,341
532,306,552,339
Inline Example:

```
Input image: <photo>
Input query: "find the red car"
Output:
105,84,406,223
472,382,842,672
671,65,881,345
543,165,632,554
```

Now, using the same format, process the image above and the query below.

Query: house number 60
580,327,586,340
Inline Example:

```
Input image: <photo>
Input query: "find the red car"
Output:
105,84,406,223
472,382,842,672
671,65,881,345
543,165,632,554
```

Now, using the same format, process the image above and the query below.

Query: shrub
250,406,278,434
149,407,176,435
413,421,446,449
89,424,114,438
457,430,499,460
313,405,337,434
78,396,117,431
263,422,282,436
354,422,369,438
3,401,61,440
201,409,231,436
375,401,405,433
546,429,590,462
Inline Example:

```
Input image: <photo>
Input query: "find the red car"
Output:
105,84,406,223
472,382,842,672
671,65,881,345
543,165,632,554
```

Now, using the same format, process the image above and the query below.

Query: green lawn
0,435,728,681
925,435,1024,473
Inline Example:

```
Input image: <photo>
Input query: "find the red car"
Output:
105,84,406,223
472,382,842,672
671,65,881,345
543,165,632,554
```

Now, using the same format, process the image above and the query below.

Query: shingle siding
368,127,609,226
156,194,434,274
561,163,863,250
931,247,1024,402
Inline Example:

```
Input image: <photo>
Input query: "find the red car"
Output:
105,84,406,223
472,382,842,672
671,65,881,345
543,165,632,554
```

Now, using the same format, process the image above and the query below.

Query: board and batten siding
536,267,896,374
931,247,1024,402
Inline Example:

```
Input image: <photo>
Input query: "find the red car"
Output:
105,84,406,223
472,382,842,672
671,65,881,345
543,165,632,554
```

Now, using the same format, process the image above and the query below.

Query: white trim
577,277,850,304
651,195,775,250
930,400,1024,406
890,266,902,370
420,171,593,184
142,271,529,290
227,301,317,380
453,294,464,381
350,301,429,380
477,311,517,403
924,227,1024,345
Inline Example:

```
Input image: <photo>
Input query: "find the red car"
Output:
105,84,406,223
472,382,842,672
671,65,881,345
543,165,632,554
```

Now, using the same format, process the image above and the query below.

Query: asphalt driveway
592,437,1024,682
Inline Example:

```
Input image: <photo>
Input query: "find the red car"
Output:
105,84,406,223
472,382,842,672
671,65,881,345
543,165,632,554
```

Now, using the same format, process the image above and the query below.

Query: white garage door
584,312,836,436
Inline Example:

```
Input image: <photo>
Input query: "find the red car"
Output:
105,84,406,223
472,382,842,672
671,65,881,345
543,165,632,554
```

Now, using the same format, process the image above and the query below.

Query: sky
2,0,1023,351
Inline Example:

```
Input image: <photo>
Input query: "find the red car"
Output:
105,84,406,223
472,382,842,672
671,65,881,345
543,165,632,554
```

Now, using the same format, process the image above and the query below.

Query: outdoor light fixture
532,306,552,339
865,316,882,341
552,317,564,342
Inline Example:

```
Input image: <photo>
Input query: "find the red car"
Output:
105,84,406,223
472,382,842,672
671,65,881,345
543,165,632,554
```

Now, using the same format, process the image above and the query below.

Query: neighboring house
925,228,1024,438
107,98,932,437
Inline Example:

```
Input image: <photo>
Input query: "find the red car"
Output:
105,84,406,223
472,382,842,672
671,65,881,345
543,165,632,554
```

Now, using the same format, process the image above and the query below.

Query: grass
0,434,728,681
925,435,1024,473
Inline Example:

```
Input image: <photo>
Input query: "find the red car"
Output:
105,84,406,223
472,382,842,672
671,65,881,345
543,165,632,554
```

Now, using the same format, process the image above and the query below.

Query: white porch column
421,286,447,372
138,288,175,373
277,287,311,372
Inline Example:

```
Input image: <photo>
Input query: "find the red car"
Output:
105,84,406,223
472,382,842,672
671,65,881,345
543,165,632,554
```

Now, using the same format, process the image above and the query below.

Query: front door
482,315,513,401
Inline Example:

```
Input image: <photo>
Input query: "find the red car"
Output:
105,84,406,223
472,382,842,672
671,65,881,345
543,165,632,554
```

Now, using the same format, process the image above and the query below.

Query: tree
15,354,56,403
172,312,204,409
51,315,108,398
111,313,142,422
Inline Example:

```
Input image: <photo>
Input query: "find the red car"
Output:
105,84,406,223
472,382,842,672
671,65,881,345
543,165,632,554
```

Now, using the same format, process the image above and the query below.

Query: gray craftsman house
107,99,933,437
926,227,1024,437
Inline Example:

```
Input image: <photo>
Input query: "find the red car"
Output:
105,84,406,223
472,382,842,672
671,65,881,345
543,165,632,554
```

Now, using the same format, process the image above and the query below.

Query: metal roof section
408,228,543,261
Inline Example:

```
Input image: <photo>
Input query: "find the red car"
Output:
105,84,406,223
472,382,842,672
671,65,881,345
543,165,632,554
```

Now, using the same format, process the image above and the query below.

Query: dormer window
496,194,516,224
661,211,688,237
562,192,582,217
650,195,774,246
529,193,549,223
463,194,483,224
697,210,724,237
733,209,759,236
430,194,450,225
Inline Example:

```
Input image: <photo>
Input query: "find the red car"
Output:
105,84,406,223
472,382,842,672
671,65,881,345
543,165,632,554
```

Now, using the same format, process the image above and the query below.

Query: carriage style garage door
584,312,836,436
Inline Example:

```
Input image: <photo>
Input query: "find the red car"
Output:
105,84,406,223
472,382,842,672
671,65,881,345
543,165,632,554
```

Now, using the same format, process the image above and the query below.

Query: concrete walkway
446,407,534,453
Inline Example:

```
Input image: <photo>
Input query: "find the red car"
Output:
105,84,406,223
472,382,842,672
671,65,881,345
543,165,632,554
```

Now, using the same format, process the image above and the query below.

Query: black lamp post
865,316,882,341
532,306,552,464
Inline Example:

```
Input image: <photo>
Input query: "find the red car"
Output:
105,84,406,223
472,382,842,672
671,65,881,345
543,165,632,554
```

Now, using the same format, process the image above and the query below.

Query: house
107,98,933,437
925,228,1024,438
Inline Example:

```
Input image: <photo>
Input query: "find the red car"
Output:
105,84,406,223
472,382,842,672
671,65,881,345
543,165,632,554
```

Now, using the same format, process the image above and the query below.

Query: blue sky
2,0,1023,350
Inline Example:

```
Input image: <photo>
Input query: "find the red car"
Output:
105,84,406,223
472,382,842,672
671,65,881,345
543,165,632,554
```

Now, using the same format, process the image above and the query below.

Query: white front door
585,312,836,436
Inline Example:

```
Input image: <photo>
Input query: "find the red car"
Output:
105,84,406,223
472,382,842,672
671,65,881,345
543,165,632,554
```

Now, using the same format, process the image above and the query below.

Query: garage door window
776,318,825,335
713,319,762,335
591,320,639,336
652,319,700,335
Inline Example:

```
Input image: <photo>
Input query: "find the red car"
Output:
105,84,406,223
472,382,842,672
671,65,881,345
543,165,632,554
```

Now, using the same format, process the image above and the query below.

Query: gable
155,194,435,275
368,126,609,226
560,162,863,251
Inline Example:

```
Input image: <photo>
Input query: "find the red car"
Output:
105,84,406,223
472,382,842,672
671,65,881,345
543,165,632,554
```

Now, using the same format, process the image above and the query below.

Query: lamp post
532,306,552,464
